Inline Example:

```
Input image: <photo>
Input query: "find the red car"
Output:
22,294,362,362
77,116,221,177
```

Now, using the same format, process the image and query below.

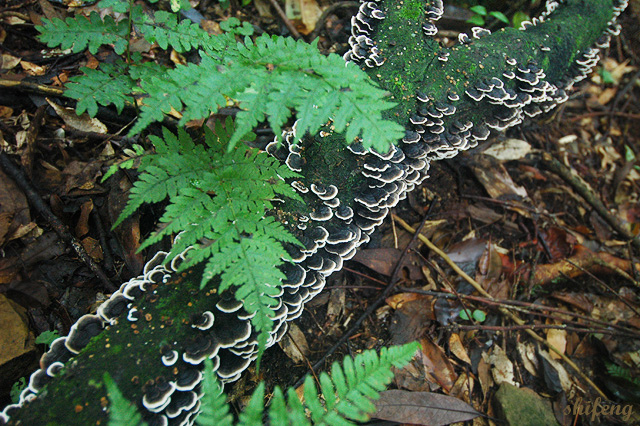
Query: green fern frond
136,10,215,52
130,33,404,150
66,62,134,116
195,343,419,426
103,373,148,426
38,5,402,151
115,121,302,355
36,12,129,54
196,359,233,426
237,383,266,426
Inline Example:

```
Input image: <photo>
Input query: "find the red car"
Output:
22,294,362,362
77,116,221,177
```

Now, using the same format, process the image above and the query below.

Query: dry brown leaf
108,175,143,274
285,0,323,35
352,247,423,280
75,199,94,237
0,169,32,246
482,138,532,161
597,87,618,105
0,106,13,118
517,342,539,377
277,322,309,364
469,154,528,200
0,294,37,393
485,345,517,386
20,61,47,76
38,0,64,21
373,390,480,426
477,355,493,394
46,99,108,134
449,333,471,365
449,371,473,402
418,337,458,393
537,349,572,393
389,296,435,343
81,236,103,262
545,328,567,360
1,54,21,70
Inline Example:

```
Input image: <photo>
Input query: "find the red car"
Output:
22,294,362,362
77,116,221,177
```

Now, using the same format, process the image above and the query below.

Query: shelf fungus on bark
1,0,630,425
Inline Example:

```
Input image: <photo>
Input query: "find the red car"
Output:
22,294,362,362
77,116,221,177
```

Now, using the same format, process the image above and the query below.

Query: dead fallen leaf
0,294,37,393
449,333,471,365
0,169,32,246
517,342,539,377
485,345,517,387
373,390,480,425
75,199,94,237
483,138,532,161
418,337,458,393
108,175,143,274
389,295,435,344
469,154,528,200
285,0,323,35
352,248,423,280
81,236,103,262
1,54,21,70
545,328,567,360
597,87,617,105
277,322,309,364
538,349,572,393
20,61,47,76
46,98,108,134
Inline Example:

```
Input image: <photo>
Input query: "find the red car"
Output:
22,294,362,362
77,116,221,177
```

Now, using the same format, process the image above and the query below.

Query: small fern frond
303,342,419,425
115,121,302,358
130,33,403,150
136,10,214,52
38,5,402,151
66,61,134,117
236,383,266,426
103,373,148,426
36,12,129,54
196,359,233,426
194,343,418,425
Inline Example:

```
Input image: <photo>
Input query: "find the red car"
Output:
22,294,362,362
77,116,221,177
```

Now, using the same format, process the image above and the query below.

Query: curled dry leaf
517,342,540,377
545,328,567,360
485,345,517,387
483,138,532,161
448,333,471,365
277,322,309,364
469,154,528,200
373,389,481,426
538,349,573,393
418,337,458,393
45,98,107,134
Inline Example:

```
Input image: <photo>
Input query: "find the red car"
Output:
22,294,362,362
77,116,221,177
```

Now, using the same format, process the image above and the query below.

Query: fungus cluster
1,1,629,425
343,1,386,67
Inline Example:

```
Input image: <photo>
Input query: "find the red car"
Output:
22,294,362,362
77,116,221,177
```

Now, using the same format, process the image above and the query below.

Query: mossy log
1,0,627,425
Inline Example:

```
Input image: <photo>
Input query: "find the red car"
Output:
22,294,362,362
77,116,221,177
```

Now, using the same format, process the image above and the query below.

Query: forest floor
1,1,640,425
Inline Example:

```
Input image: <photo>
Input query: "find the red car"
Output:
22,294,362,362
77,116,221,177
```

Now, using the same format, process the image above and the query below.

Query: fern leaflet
195,342,420,425
103,373,148,426
115,120,302,353
37,6,403,151
196,359,233,426
36,12,129,55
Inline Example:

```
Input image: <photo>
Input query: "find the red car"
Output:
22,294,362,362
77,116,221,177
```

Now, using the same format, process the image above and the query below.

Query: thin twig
0,153,116,292
538,152,640,249
448,324,624,335
308,1,359,41
0,79,65,97
291,204,435,389
267,0,302,39
392,214,609,399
